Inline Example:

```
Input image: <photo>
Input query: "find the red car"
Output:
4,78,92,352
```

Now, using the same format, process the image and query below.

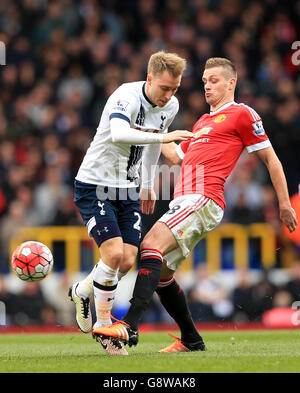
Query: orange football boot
92,315,139,347
159,333,206,353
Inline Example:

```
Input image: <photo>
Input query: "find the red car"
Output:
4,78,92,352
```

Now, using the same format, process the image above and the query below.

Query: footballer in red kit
93,57,298,354
174,101,270,209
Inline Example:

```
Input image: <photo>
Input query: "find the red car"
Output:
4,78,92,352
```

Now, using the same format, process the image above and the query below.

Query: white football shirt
76,81,179,188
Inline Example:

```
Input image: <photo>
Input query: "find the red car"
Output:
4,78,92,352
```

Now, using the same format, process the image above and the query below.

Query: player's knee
105,251,123,270
141,232,159,251
100,238,125,269
161,260,175,280
113,251,124,266
122,244,138,271
141,223,172,254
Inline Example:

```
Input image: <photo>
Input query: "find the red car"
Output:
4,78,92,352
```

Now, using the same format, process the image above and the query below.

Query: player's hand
280,206,298,232
163,130,194,143
140,188,156,215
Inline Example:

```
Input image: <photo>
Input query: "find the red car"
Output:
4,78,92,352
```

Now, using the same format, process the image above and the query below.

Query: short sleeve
237,106,271,153
176,139,191,159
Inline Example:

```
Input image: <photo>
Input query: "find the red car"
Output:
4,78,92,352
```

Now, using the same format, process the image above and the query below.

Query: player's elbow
111,135,119,143
166,150,182,165
111,131,123,144
161,144,182,165
174,154,183,165
169,155,182,165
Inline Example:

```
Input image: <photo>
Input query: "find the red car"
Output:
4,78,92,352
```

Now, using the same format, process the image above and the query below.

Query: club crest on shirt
160,112,167,129
194,127,212,138
214,114,227,123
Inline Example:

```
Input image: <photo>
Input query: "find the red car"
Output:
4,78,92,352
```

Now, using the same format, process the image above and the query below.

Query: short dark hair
205,57,237,79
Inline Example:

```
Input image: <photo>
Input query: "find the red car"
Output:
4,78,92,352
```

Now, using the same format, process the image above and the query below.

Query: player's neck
210,97,235,113
144,82,157,107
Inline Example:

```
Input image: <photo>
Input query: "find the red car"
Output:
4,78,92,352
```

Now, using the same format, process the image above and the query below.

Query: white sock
76,265,97,299
93,259,118,327
93,320,111,329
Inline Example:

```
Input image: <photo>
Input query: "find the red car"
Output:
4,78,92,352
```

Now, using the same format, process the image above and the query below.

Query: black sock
156,277,202,344
123,248,163,330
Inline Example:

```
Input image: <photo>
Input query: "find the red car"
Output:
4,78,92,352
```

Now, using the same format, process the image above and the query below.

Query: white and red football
11,241,53,282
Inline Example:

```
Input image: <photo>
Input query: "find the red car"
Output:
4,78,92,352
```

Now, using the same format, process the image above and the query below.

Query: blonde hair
205,57,237,79
147,51,186,78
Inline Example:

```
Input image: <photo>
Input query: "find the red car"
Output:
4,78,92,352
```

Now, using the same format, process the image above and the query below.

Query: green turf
0,330,300,373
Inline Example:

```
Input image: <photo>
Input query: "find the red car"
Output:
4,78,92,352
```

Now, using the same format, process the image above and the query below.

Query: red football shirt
174,101,271,210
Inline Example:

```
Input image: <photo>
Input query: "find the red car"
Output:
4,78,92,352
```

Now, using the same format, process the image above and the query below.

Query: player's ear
147,74,152,85
228,78,236,91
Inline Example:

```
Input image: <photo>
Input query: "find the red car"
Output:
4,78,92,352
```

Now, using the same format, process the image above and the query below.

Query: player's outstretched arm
255,146,298,233
162,130,194,143
110,118,193,145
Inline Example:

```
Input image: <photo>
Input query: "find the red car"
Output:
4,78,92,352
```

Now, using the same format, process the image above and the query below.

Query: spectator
51,195,81,226
232,269,254,322
0,199,35,267
271,289,293,308
188,264,234,322
10,282,56,326
225,166,264,216
230,193,256,225
57,64,93,105
248,270,278,321
45,273,74,326
0,275,17,325
32,165,72,225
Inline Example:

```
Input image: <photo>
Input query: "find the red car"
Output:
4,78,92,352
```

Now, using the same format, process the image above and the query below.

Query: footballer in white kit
69,51,191,356
74,80,179,245
76,81,179,190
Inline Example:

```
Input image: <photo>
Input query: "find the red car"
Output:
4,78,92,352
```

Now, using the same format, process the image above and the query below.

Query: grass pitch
0,330,300,373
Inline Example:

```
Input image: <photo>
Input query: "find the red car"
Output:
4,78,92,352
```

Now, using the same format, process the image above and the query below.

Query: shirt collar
209,101,235,115
142,82,157,108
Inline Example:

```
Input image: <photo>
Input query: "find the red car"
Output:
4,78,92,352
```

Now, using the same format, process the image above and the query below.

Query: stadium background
0,0,299,328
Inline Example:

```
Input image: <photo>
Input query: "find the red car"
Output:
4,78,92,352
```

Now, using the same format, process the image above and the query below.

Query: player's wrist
279,200,292,210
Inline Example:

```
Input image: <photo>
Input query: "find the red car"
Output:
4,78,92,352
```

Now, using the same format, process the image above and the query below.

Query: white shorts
158,194,224,271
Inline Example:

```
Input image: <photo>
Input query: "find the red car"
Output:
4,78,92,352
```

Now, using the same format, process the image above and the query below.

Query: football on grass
11,241,53,282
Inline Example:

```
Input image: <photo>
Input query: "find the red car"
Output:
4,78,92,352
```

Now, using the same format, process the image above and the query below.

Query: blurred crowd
0,0,300,274
187,261,300,323
1,259,300,326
